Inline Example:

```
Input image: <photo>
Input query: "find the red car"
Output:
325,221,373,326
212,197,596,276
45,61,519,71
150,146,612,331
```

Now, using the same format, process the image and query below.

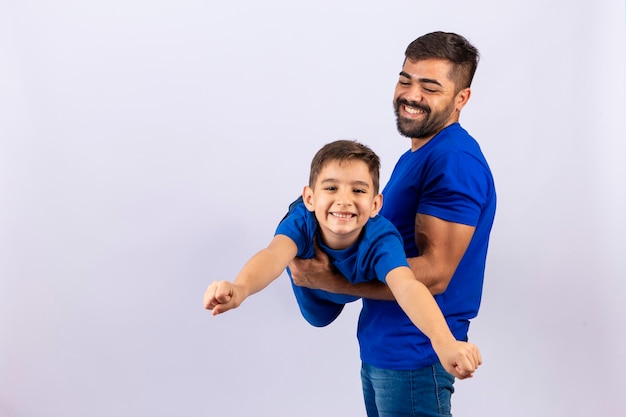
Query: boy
203,140,481,379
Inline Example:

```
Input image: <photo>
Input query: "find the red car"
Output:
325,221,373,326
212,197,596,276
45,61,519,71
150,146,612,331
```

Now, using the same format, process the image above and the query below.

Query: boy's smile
303,159,382,250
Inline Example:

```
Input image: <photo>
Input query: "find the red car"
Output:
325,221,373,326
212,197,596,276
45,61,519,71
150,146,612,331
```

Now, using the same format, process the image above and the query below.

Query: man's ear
455,87,471,112
370,193,383,217
302,186,315,212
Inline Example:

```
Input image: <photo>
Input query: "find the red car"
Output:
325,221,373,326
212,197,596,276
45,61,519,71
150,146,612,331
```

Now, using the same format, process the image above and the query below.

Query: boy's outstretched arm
385,267,482,379
203,234,298,315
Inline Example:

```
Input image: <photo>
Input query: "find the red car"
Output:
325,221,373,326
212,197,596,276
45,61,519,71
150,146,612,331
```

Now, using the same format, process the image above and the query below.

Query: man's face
393,58,466,141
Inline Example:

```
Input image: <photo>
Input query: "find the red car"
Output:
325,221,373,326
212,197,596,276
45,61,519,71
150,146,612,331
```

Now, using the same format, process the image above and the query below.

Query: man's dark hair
405,31,480,92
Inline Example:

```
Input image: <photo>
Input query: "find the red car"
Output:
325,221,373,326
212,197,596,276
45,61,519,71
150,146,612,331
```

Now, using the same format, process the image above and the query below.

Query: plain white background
1,1,625,416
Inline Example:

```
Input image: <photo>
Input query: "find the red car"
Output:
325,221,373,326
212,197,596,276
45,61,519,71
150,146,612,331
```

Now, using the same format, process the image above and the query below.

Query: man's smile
403,105,427,115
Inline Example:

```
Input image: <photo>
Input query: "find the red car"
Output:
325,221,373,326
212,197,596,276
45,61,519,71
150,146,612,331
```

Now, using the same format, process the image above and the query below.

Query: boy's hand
433,340,482,380
203,281,242,315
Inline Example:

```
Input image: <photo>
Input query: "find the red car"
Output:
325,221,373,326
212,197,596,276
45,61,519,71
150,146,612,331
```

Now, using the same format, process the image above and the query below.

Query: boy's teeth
332,213,352,218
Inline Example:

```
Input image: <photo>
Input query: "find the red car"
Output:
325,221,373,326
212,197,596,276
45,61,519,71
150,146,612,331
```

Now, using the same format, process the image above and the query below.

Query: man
289,31,496,417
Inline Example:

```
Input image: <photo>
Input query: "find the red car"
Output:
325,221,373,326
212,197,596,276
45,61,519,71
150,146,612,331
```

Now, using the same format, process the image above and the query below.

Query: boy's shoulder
279,198,315,228
362,215,403,242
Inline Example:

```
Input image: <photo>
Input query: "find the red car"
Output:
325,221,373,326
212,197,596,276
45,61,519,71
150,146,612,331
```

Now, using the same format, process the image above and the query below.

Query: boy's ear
302,186,315,212
370,193,383,218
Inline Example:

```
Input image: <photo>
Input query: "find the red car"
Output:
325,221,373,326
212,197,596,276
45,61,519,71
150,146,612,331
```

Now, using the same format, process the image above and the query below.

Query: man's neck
411,136,433,152
410,121,458,152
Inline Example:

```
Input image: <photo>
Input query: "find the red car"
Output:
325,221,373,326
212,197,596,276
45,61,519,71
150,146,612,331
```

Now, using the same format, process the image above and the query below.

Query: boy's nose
336,192,352,206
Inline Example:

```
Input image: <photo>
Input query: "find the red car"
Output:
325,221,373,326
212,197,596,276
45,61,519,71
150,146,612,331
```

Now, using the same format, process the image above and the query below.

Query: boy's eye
353,188,366,194
323,186,337,191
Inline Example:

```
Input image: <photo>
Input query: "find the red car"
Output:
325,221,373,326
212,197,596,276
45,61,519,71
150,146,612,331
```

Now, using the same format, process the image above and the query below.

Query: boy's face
303,159,382,250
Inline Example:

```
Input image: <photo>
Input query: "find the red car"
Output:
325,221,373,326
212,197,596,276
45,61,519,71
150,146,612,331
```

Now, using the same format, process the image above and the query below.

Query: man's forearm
291,266,395,300
289,252,395,300
322,272,395,301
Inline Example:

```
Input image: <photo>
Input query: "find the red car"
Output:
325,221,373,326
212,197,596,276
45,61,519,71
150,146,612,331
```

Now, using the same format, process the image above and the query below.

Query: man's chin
397,124,423,139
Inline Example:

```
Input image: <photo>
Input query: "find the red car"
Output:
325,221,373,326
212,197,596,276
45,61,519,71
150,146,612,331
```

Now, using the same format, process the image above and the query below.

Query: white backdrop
1,1,625,416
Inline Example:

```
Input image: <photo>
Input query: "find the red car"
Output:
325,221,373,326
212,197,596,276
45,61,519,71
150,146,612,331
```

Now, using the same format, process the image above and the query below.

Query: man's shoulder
436,123,478,150
429,124,489,167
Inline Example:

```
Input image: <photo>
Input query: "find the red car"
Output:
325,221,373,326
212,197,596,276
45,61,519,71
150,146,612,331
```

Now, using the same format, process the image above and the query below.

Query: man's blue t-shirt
275,199,409,327
358,123,497,370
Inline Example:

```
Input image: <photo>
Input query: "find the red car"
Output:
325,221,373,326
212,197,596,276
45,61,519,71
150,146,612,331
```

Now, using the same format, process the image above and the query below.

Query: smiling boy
203,140,482,380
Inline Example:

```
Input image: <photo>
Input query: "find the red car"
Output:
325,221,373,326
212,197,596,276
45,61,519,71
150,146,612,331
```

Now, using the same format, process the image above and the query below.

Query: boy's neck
317,228,363,251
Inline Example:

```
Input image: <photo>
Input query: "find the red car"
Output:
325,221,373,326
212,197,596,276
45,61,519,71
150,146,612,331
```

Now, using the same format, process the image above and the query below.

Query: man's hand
289,238,339,291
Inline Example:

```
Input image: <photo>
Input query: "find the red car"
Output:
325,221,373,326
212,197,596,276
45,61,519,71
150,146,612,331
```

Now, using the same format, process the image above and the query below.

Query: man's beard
394,98,456,139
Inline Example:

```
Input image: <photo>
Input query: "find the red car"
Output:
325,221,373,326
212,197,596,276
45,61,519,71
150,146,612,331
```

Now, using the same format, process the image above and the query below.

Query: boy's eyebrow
352,180,371,188
399,71,443,87
320,178,371,188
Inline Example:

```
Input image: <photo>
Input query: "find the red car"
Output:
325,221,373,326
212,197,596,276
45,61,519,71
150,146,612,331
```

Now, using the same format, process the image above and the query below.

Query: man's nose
404,86,423,103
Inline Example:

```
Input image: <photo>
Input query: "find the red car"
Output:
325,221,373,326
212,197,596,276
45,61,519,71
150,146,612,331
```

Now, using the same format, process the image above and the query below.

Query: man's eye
399,81,410,86
423,87,438,93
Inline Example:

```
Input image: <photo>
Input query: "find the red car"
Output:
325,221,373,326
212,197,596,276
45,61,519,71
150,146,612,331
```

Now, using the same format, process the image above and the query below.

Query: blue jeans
361,362,455,417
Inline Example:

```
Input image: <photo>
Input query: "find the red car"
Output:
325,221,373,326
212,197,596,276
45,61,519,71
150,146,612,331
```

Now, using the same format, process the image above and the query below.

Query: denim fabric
361,362,455,417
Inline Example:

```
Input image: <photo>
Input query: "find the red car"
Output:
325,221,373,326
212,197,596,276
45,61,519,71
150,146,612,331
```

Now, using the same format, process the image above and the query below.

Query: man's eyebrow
399,71,443,87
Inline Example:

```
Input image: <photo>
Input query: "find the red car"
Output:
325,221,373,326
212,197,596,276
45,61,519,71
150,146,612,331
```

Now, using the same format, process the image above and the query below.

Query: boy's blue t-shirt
359,123,497,370
275,200,409,327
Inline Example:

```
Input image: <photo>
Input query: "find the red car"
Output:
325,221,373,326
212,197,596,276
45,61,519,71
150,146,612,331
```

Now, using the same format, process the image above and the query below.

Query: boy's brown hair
309,140,381,194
